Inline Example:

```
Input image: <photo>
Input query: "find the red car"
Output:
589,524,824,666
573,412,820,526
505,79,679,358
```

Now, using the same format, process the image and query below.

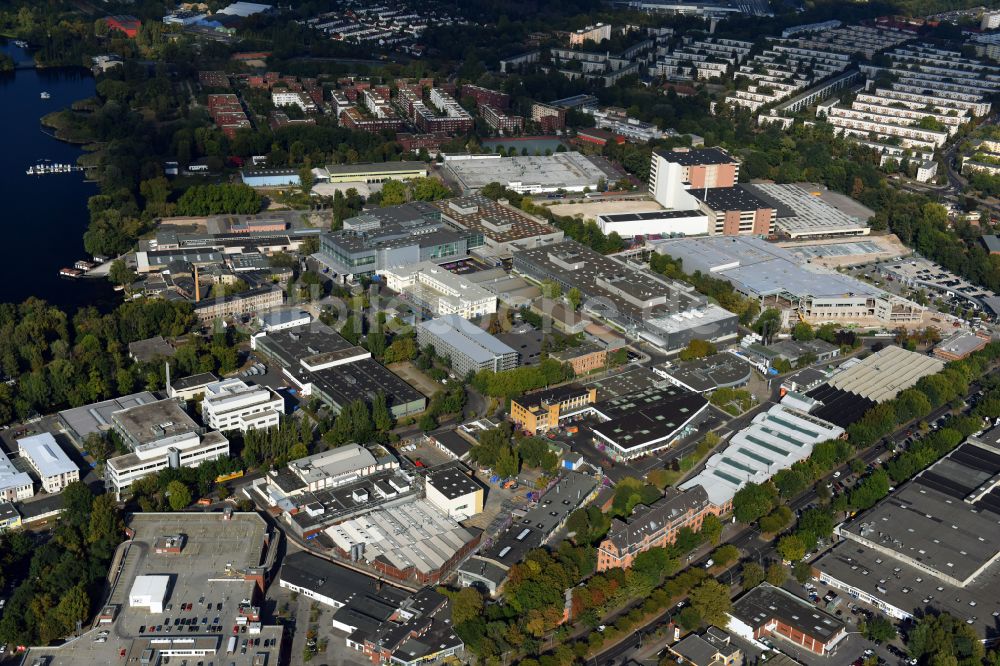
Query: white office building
105,399,230,497
381,261,497,319
272,90,317,113
201,378,284,433
0,449,33,502
17,432,79,494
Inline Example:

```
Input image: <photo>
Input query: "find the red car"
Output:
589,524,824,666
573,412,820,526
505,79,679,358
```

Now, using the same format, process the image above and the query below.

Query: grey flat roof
59,391,158,440
689,185,768,212
731,583,845,643
660,354,752,392
654,236,884,299
416,315,516,364
935,330,988,357
324,161,427,176
112,399,199,445
171,372,218,391
17,433,78,478
654,147,735,166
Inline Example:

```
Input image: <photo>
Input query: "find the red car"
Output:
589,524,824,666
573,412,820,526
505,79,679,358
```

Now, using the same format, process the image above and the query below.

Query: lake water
0,41,116,311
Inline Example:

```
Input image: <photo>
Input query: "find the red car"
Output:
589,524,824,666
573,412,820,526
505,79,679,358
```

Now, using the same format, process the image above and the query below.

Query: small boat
13,40,28,48
40,92,51,99
59,268,83,278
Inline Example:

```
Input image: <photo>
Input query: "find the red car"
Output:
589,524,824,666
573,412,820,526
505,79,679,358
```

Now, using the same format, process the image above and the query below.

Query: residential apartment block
481,104,524,134
200,378,284,432
649,37,752,80
596,486,719,570
460,84,510,110
568,23,612,45
823,44,999,154
726,25,909,115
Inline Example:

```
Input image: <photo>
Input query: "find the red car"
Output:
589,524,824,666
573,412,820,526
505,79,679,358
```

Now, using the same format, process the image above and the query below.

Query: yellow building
510,385,597,435
0,502,21,532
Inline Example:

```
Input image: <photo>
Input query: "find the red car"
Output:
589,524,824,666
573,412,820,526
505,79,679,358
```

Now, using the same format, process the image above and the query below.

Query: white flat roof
129,575,170,602
17,432,78,478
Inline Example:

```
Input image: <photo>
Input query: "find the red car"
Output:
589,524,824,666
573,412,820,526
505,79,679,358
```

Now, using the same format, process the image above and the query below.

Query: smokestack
165,361,171,395
194,264,201,302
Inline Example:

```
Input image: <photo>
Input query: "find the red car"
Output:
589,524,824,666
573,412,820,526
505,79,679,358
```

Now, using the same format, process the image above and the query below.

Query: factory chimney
194,264,201,302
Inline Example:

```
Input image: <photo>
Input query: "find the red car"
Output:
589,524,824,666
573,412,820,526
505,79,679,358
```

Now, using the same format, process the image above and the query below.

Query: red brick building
531,102,566,132
576,127,625,147
461,84,510,110
729,584,847,655
596,486,721,571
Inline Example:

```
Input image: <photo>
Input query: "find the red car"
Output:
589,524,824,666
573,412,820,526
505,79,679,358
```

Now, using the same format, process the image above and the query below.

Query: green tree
742,562,765,589
83,432,114,463
451,587,484,625
372,392,393,433
380,180,408,206
791,321,815,341
166,480,192,511
495,445,520,479
688,580,732,627
792,560,812,584
765,563,787,586
678,339,717,361
700,513,723,545
777,534,806,562
108,259,137,287
860,614,896,643
566,287,582,311
732,482,777,524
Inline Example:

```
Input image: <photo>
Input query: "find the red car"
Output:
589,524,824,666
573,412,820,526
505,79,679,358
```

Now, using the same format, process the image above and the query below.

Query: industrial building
279,552,465,665
192,285,284,321
814,438,1000,637
510,385,598,435
424,462,484,519
253,321,426,418
318,202,470,282
596,209,709,238
728,584,846,655
58,391,158,444
200,378,284,432
596,485,720,570
933,330,991,361
240,168,301,187
23,511,284,666
326,498,481,584
433,195,564,259
168,372,217,400
590,388,708,461
317,161,428,184
17,433,79,494
513,239,739,351
654,236,924,326
415,315,518,378
286,444,385,492
745,183,871,238
381,261,497,318
690,185,776,236
105,398,230,497
653,353,753,393
680,400,844,508
818,345,943,403
443,152,618,194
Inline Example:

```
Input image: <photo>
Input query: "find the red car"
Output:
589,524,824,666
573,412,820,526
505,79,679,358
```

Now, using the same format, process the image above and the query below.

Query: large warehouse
444,152,619,194
654,236,924,326
681,400,844,508
513,239,738,352
254,321,426,418
814,437,1000,637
